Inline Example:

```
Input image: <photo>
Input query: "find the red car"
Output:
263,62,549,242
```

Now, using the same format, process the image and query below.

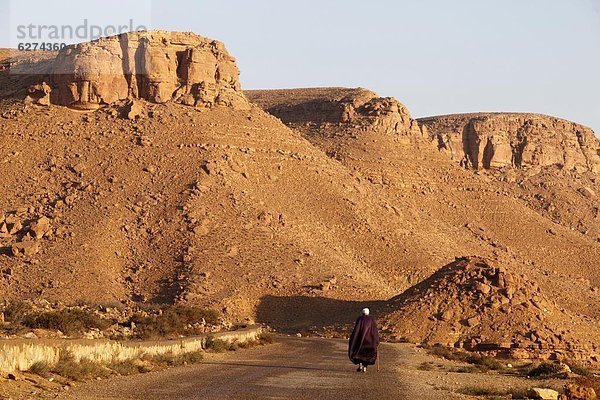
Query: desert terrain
0,30,599,399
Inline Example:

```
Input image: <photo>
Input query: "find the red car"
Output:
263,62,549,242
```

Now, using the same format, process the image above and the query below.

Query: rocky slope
419,112,600,241
380,257,600,362
1,35,600,363
248,88,600,364
419,113,600,173
0,36,452,324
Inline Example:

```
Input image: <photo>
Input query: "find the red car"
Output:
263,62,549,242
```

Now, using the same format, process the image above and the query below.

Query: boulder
126,100,143,120
25,82,52,105
528,388,560,400
11,240,39,257
51,31,249,110
579,187,596,199
29,216,52,239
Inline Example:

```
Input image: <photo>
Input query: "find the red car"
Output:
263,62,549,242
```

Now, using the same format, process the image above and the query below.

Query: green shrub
22,309,111,335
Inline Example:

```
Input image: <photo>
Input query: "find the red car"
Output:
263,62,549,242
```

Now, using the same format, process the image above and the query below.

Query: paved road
60,337,455,400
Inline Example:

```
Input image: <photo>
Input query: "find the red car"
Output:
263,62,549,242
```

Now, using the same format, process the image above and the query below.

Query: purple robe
348,315,380,366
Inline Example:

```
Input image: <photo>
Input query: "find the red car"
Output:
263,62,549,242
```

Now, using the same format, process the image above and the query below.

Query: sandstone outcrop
419,113,600,173
51,31,248,110
246,88,424,138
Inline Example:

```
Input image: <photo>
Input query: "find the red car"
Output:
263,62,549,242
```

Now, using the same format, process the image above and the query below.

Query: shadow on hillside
256,295,386,333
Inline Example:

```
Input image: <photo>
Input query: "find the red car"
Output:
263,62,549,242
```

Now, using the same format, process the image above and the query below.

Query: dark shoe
356,366,362,372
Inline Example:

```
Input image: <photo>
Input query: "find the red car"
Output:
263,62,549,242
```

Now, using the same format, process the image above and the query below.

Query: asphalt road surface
60,337,456,400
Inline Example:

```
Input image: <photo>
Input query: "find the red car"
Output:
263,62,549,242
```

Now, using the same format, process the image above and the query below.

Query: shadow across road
256,295,387,333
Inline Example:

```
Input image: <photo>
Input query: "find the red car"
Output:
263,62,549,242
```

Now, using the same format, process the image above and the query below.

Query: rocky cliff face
246,88,425,138
50,31,248,109
419,113,600,173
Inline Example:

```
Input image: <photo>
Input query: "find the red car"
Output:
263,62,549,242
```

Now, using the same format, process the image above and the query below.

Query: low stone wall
0,326,263,373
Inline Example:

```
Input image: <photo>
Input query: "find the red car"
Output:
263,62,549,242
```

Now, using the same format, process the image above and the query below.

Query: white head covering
362,308,370,316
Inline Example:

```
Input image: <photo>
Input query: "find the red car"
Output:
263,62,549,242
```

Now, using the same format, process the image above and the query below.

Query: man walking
348,308,380,373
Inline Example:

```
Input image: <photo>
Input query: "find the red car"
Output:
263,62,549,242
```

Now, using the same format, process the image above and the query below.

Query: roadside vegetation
425,344,599,399
24,332,275,382
0,300,222,339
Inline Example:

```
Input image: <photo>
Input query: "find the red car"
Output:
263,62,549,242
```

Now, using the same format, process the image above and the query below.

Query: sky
1,0,599,132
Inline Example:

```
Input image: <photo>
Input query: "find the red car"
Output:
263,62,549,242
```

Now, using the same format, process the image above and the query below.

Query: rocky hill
419,112,600,240
380,257,600,362
1,34,600,364
248,88,600,363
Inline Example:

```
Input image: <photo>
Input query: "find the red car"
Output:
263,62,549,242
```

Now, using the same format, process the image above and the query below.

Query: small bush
566,360,593,377
430,345,457,360
22,309,111,335
204,335,228,353
150,350,203,366
527,361,565,377
418,362,436,371
466,354,504,372
108,360,150,376
257,332,275,345
2,301,33,323
151,352,178,366
28,361,51,377
52,351,110,381
180,351,203,364
450,365,479,373
131,305,220,339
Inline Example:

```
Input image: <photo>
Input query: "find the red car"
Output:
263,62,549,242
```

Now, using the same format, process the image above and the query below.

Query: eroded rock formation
51,31,248,110
246,88,425,138
419,113,600,173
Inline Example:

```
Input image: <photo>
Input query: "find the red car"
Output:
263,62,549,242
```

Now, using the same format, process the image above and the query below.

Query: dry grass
428,345,504,372
28,361,51,378
52,351,111,381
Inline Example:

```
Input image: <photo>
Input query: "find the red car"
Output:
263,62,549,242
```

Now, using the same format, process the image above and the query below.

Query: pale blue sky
2,0,600,132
